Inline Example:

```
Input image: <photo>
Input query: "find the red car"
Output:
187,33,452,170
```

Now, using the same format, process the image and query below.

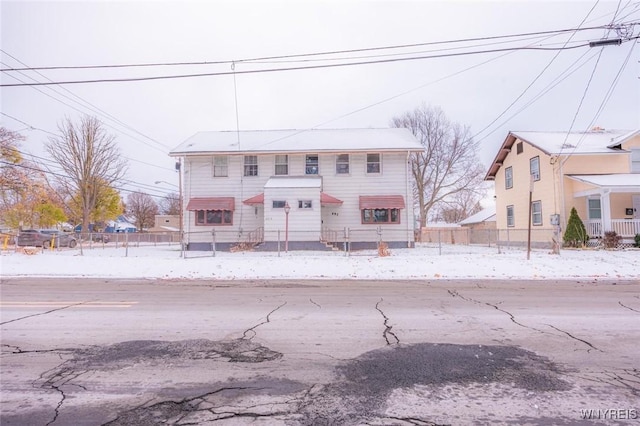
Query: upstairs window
505,166,513,189
530,156,540,181
336,154,350,174
213,156,228,177
244,155,258,177
272,200,286,208
306,154,319,175
631,148,640,173
367,153,381,174
275,155,288,175
298,200,312,209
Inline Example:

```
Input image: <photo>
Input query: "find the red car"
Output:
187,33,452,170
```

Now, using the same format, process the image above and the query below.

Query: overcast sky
2,1,639,202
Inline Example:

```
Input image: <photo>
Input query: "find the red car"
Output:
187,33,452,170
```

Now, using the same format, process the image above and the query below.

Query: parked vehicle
17,229,78,249
89,233,110,243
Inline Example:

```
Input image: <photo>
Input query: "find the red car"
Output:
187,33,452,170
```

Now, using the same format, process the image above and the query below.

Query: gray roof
170,128,423,155
458,207,497,225
511,129,638,155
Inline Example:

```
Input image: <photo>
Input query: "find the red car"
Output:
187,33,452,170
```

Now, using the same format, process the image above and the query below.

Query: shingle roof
170,128,423,155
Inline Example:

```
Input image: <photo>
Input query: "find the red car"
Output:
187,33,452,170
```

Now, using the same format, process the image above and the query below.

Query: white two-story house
170,128,423,251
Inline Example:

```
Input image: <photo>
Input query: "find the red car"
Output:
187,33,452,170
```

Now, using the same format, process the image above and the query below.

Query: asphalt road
1,278,639,425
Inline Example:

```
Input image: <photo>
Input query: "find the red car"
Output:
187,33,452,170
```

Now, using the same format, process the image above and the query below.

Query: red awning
243,193,265,205
320,192,343,206
186,197,235,211
359,195,405,209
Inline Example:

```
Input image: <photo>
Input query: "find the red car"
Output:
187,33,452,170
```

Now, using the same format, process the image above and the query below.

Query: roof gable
485,129,636,180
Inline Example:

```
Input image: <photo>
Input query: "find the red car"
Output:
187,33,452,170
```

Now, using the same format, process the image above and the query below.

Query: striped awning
186,197,235,211
320,192,343,206
359,195,405,209
242,193,265,205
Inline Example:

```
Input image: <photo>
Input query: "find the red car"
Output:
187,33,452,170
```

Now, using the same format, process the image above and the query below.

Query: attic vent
562,143,576,149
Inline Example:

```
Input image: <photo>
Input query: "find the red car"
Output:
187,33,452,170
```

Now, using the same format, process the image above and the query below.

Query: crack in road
1,344,75,356
309,298,321,308
242,302,287,340
544,324,602,353
0,301,92,326
619,301,640,313
375,299,400,345
448,289,557,337
38,361,88,426
575,368,640,395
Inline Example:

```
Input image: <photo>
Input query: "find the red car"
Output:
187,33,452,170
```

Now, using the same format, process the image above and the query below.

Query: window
367,153,381,174
516,142,523,154
532,201,542,226
336,154,349,174
213,156,228,177
362,208,400,224
275,155,288,175
298,200,312,209
244,155,258,177
530,156,540,181
506,205,514,227
305,154,319,175
631,148,640,173
505,166,513,189
588,198,602,220
272,200,286,208
195,210,233,226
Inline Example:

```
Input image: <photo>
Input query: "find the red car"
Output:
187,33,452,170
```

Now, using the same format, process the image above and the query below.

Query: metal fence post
212,230,216,257
125,232,129,257
278,230,281,257
438,230,442,255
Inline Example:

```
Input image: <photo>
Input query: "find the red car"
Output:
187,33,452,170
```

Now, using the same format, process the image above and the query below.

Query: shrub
602,231,622,249
634,233,640,248
563,207,588,248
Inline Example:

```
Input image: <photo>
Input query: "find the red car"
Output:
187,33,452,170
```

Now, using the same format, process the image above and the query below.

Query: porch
586,219,640,239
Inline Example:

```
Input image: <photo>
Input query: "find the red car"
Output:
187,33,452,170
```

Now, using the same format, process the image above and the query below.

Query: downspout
406,150,411,248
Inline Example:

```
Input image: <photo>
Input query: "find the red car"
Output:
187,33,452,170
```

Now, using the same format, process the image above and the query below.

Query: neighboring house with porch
485,128,640,246
169,128,423,250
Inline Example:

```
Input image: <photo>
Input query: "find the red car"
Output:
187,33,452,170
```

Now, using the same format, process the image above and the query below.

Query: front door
633,195,640,219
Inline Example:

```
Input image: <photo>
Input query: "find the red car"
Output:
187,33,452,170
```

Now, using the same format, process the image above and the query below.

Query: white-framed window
244,155,258,177
588,198,602,220
532,200,542,226
336,154,349,174
530,156,540,181
506,205,514,227
367,153,381,174
274,155,288,175
272,200,286,209
505,166,513,189
195,210,233,226
213,156,228,177
631,148,640,173
298,200,312,209
362,208,400,224
306,154,319,175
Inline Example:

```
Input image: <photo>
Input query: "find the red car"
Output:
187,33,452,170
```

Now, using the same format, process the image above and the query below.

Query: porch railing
586,219,640,238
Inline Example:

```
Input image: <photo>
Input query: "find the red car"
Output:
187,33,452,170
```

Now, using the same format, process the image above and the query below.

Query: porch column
601,189,612,232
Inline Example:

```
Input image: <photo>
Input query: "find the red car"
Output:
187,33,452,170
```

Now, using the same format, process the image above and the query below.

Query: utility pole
177,158,184,258
527,174,533,260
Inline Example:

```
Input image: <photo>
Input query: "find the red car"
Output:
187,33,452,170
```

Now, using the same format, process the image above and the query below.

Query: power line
1,42,609,88
0,23,627,72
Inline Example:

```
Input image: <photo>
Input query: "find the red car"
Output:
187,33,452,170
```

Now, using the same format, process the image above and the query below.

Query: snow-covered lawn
2,243,638,280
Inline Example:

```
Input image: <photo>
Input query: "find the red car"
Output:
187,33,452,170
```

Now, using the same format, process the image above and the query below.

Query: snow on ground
1,243,638,281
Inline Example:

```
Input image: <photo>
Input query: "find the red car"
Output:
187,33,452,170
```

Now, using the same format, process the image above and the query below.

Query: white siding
182,150,415,245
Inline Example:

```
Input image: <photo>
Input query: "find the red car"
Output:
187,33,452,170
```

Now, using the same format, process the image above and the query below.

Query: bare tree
126,191,158,231
46,116,127,233
391,104,486,228
435,193,483,223
159,192,180,215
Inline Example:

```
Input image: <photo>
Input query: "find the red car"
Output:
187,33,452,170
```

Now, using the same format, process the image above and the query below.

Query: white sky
3,243,639,280
1,1,639,203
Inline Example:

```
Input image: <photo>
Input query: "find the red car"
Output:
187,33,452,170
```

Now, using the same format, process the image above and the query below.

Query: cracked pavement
1,278,639,425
